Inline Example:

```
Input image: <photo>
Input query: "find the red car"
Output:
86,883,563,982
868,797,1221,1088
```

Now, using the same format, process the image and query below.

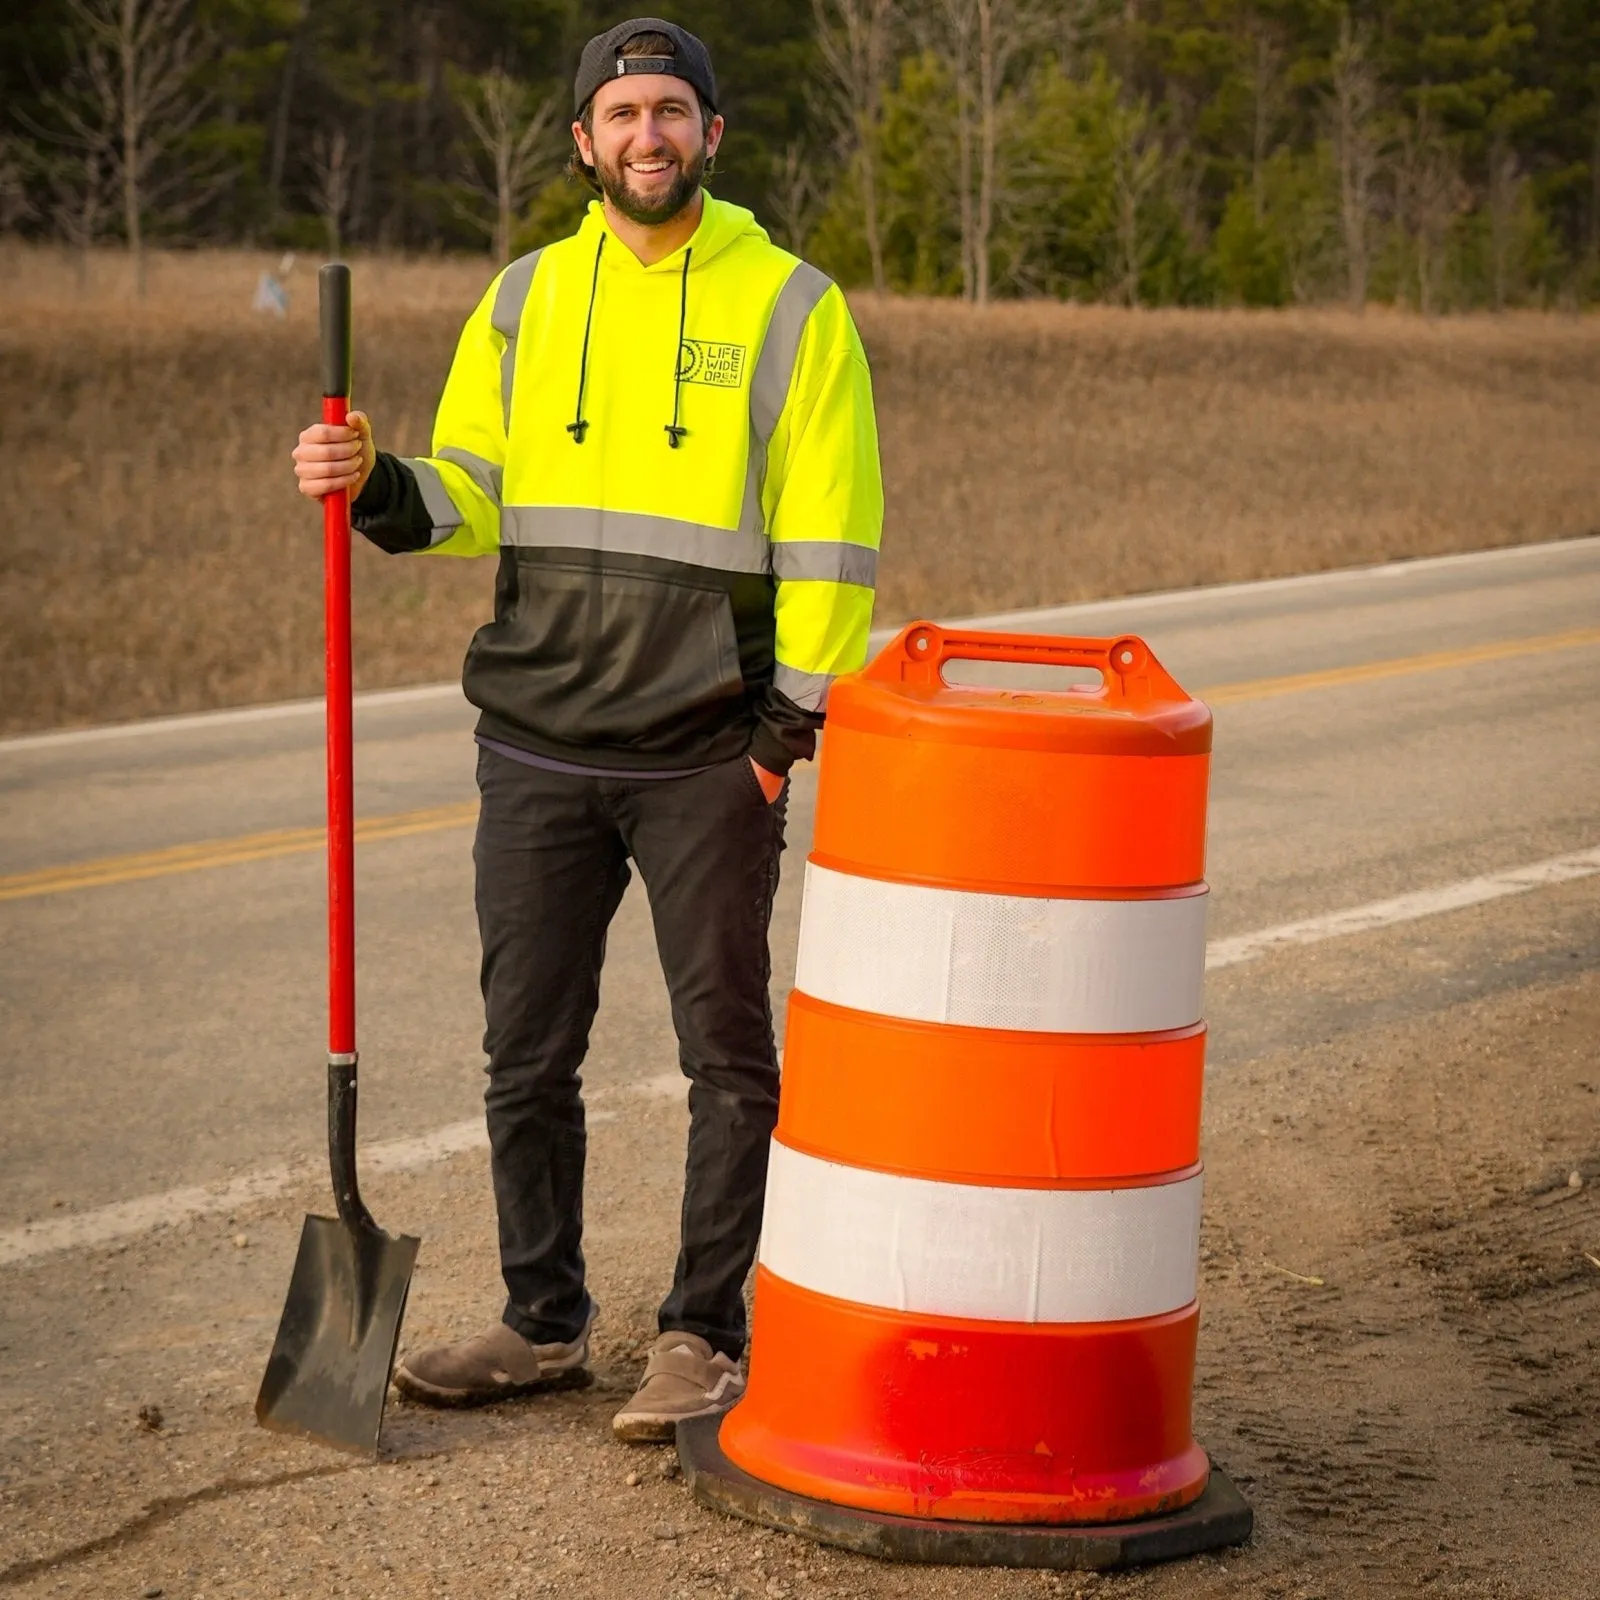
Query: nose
633,110,667,151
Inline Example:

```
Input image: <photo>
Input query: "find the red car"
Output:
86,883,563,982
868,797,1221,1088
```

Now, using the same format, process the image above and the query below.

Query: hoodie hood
576,192,768,273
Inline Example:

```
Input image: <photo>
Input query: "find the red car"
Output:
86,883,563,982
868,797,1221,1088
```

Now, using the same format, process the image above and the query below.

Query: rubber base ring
676,1412,1253,1571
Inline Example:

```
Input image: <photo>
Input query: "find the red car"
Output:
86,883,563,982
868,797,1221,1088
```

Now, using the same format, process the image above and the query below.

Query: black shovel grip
328,1059,378,1234
319,263,353,399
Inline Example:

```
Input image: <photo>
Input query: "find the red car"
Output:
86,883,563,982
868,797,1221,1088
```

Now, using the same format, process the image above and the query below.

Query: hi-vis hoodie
354,195,884,775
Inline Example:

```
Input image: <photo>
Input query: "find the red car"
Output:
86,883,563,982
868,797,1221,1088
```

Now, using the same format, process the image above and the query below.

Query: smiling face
574,74,724,227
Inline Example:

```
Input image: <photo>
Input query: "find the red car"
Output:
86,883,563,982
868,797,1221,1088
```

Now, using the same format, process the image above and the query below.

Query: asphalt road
3,537,1596,1227
1,536,1598,1599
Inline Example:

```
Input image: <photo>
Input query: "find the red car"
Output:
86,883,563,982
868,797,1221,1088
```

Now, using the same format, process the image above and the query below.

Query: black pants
473,744,786,1361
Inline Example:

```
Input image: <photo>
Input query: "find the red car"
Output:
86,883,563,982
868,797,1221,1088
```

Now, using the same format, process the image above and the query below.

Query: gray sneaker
612,1332,745,1443
393,1307,596,1408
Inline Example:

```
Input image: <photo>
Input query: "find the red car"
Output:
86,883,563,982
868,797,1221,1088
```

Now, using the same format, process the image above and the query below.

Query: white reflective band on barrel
759,1142,1202,1324
794,864,1208,1034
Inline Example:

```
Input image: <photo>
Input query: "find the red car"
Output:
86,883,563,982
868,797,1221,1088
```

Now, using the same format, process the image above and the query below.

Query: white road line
954,533,1599,632
1205,845,1600,970
2,852,1595,1272
5,535,1593,755
0,1072,684,1270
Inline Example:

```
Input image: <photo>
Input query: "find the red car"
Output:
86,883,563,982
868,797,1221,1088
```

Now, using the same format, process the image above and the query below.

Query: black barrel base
677,1413,1252,1571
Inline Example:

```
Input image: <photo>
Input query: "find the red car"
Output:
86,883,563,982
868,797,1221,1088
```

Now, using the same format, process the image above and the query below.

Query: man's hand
293,410,376,502
750,758,784,804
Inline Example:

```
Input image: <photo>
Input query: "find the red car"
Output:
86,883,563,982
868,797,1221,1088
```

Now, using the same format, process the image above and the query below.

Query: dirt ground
2,870,1596,1600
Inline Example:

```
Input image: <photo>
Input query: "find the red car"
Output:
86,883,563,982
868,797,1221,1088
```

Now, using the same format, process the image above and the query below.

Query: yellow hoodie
357,194,884,774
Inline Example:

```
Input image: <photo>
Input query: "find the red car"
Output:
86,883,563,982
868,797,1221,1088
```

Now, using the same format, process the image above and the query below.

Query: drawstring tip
664,425,687,449
566,420,589,444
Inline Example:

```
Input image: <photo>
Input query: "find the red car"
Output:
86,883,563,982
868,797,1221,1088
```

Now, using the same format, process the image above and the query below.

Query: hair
567,31,715,194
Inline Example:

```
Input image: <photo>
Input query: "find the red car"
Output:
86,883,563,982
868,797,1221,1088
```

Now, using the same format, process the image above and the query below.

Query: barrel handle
866,621,1187,704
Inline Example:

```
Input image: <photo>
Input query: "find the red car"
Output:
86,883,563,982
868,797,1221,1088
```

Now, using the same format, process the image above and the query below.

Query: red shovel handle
319,264,356,1061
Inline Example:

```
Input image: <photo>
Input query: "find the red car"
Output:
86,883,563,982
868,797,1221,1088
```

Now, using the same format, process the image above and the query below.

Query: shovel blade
255,1213,419,1456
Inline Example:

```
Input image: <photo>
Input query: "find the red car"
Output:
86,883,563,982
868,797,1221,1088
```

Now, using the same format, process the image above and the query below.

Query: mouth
626,157,675,178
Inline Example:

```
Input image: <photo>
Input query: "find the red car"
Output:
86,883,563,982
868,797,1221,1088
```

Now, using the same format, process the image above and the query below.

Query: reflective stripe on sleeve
739,262,835,537
501,505,770,574
772,664,834,712
436,445,503,506
794,865,1209,1033
490,249,542,433
398,458,465,546
758,1140,1203,1324
770,540,878,587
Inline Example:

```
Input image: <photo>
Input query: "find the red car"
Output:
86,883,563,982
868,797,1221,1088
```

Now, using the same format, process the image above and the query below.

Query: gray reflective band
490,249,542,433
400,458,465,546
739,261,835,537
437,445,504,506
770,540,877,588
502,505,771,574
751,263,833,440
772,663,835,713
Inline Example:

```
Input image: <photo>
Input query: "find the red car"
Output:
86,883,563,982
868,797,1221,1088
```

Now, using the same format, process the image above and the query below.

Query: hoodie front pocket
466,559,746,747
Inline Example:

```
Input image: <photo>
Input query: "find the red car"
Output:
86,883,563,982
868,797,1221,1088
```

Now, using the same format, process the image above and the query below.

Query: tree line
3,0,1597,309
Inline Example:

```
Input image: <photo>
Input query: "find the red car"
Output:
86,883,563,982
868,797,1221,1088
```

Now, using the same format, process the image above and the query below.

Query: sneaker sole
612,1398,738,1445
393,1363,593,1410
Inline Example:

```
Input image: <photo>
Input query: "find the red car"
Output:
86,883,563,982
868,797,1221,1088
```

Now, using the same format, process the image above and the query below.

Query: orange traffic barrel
680,623,1252,1570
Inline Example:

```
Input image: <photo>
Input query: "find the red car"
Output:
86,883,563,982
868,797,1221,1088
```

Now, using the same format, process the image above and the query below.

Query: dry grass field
2,244,1597,734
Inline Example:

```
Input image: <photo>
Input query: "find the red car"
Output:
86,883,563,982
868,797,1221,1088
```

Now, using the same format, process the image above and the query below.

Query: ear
705,113,725,161
572,118,594,166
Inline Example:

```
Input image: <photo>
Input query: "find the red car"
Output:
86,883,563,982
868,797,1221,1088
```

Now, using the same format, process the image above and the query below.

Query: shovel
255,263,420,1457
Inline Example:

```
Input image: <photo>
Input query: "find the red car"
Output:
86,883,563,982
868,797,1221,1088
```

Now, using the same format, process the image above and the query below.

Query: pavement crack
0,1462,357,1587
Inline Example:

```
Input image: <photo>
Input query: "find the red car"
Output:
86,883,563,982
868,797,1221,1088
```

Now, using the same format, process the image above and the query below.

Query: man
291,18,882,1442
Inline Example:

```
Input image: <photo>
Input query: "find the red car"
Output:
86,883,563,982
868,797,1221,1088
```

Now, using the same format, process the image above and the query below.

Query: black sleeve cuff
750,687,823,775
352,453,434,554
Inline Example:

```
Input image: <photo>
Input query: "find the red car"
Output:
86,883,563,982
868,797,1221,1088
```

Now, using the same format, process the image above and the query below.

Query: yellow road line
4,626,1598,906
0,803,476,903
1202,627,1600,706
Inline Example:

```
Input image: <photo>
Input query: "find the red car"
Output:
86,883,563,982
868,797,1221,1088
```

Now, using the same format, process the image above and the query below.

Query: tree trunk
495,143,513,267
120,0,144,295
859,107,885,293
975,0,995,306
953,30,974,301
267,7,310,221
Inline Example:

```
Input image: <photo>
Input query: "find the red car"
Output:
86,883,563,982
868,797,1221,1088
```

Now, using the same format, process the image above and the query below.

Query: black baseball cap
573,18,717,117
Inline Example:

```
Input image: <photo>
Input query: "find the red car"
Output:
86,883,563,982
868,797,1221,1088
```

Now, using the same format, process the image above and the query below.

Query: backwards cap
573,17,717,117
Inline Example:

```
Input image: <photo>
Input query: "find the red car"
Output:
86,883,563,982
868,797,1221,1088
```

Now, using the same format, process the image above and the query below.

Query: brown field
3,244,1598,735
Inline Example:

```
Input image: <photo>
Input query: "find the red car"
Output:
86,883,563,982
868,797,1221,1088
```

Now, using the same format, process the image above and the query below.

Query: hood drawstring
567,234,604,444
665,248,691,449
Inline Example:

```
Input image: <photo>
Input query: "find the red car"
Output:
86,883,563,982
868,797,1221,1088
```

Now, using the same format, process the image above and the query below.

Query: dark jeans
473,744,786,1361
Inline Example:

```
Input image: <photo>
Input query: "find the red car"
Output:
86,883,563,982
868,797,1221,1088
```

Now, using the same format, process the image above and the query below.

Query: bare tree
972,0,1035,305
1393,108,1467,315
920,0,978,298
451,67,561,266
31,0,216,295
921,0,1042,304
0,137,39,234
1248,26,1287,223
1486,135,1524,310
266,0,312,220
812,0,897,293
310,127,352,257
768,139,826,255
1589,102,1600,280
1327,13,1381,311
1109,96,1164,307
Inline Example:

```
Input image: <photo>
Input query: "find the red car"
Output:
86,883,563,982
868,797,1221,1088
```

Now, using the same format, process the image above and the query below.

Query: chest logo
677,339,747,388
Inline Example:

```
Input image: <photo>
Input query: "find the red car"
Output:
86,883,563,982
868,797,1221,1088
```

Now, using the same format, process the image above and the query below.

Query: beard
596,142,707,225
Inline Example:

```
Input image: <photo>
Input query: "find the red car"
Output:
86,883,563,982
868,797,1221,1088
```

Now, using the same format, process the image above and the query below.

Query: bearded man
290,17,883,1441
